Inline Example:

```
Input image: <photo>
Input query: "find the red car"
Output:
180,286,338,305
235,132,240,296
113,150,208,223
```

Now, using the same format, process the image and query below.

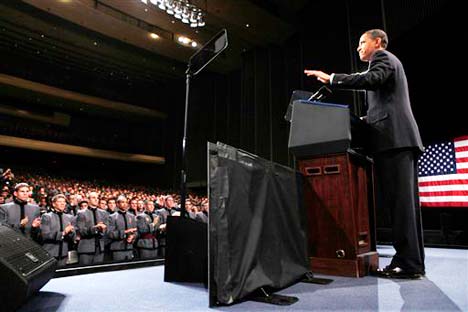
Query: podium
288,98,378,277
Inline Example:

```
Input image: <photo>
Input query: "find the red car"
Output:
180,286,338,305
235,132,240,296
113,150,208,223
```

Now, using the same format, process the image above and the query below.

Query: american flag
418,136,468,207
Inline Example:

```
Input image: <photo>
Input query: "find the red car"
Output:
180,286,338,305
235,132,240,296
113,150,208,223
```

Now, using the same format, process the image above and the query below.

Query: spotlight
142,0,206,28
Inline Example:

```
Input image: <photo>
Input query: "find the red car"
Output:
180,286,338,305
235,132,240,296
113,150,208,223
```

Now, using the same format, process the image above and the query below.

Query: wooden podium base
310,251,379,277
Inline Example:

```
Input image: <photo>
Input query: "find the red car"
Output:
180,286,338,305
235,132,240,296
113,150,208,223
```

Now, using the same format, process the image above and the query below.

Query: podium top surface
294,99,349,109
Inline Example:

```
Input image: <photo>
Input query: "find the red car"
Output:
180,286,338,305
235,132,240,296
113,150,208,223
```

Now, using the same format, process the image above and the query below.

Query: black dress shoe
371,265,424,279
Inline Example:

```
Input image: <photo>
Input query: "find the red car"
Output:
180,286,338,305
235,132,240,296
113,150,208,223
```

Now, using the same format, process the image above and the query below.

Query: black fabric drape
209,142,309,305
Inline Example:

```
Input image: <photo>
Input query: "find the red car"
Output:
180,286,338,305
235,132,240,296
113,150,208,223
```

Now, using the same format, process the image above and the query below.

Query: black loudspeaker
164,216,207,285
0,224,57,312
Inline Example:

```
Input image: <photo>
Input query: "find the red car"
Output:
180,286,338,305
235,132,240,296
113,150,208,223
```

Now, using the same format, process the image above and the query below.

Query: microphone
308,86,332,101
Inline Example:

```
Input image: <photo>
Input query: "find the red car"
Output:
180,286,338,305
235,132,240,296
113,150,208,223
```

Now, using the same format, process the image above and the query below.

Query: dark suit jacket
332,49,423,154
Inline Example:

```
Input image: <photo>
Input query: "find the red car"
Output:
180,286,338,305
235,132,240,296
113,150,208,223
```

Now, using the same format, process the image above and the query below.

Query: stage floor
19,246,468,311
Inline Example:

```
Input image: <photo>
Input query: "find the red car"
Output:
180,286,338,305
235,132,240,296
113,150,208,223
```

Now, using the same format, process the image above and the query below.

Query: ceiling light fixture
177,35,198,48
141,0,206,28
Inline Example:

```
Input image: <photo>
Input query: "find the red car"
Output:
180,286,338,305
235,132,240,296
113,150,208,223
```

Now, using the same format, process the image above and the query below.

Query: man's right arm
331,51,394,90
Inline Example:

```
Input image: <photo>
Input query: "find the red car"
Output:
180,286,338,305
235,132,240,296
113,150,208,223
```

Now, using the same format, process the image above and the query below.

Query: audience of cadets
75,192,109,265
1,170,209,266
136,200,161,259
40,194,76,266
0,183,41,241
109,195,137,261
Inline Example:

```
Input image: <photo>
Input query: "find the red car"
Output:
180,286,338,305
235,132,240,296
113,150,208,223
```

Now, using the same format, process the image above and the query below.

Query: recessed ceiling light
149,33,160,39
177,35,198,48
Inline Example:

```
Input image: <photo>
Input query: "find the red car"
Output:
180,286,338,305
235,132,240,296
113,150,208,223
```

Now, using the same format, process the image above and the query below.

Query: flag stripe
419,180,468,187
420,202,468,207
420,195,468,202
454,137,468,145
456,157,468,163
456,151,468,158
420,190,468,197
456,162,468,169
418,174,468,182
419,185,468,192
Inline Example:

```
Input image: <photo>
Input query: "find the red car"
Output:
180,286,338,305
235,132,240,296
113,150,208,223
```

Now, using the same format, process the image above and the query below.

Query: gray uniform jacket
136,212,160,249
41,211,76,258
76,208,109,254
155,207,173,224
332,49,423,154
195,211,208,223
0,201,41,240
109,211,138,251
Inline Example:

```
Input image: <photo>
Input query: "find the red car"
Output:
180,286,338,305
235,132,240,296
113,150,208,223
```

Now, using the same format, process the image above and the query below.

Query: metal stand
179,67,192,217
248,287,298,306
177,29,228,217
301,271,334,285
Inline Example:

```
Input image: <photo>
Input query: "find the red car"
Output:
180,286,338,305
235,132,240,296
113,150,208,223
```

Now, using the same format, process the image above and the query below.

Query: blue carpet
18,247,468,311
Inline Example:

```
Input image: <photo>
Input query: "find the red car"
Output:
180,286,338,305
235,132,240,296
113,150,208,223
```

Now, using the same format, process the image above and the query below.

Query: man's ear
375,37,382,48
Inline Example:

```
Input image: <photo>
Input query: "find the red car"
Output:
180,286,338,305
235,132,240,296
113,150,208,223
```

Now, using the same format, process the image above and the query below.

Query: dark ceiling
0,0,309,82
0,0,457,127
0,0,450,85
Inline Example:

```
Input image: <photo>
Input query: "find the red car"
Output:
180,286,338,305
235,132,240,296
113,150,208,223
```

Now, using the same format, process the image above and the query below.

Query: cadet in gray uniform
195,200,209,224
40,194,76,266
76,194,109,265
0,183,41,241
155,196,172,257
109,195,137,261
136,200,160,259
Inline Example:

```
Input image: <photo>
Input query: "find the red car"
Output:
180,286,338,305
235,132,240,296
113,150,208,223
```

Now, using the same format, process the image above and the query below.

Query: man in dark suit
304,29,425,279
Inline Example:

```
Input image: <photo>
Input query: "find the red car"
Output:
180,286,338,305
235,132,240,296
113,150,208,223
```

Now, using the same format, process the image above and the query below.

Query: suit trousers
374,148,425,273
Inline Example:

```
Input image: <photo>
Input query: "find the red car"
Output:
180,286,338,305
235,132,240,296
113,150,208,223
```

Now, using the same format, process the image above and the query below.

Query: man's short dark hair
365,29,388,49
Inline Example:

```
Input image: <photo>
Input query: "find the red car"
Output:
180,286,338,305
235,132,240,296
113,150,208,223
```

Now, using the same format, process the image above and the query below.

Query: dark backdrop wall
179,0,461,185
171,0,466,246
